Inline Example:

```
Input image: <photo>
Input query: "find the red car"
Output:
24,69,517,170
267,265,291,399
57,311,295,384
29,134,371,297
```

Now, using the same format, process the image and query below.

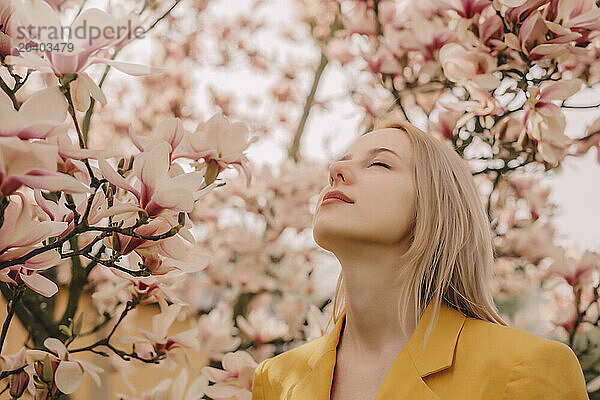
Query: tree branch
288,52,328,162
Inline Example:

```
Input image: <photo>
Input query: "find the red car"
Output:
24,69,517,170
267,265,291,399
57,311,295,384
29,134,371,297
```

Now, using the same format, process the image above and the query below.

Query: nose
328,160,349,186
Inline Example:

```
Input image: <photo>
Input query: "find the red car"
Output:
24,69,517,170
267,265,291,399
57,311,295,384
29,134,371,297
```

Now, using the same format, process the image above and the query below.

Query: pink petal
24,249,61,271
15,170,91,194
540,79,582,101
20,272,58,297
98,158,141,201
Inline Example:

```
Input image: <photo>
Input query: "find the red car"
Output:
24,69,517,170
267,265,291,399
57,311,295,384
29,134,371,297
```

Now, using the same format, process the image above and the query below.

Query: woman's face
312,128,416,251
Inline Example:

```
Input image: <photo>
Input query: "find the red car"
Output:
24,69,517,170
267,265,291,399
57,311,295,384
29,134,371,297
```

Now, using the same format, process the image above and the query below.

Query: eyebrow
335,147,401,162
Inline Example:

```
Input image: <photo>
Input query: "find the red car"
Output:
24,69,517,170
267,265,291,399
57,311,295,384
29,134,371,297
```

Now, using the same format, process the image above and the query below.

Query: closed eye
369,162,390,168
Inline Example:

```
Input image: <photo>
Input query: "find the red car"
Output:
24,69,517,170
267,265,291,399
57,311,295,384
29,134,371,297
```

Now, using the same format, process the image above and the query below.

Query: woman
251,119,589,400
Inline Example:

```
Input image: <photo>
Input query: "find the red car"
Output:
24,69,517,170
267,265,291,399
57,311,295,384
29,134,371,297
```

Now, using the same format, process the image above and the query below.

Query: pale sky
93,0,600,254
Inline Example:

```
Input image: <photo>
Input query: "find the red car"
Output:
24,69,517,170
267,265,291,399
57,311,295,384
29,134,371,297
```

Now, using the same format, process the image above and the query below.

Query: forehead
348,128,411,157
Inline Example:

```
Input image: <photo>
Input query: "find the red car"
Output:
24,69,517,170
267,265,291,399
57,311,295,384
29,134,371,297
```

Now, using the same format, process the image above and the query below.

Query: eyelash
369,162,390,169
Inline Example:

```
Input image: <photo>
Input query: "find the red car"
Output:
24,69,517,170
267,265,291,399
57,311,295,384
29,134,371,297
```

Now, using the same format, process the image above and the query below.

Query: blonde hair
326,118,508,350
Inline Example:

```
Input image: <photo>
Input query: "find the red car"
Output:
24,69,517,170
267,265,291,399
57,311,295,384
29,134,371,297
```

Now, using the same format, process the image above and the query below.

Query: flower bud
9,370,29,398
204,158,219,186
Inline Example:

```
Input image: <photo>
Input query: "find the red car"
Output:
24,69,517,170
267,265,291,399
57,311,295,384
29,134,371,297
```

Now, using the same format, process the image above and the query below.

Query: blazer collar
309,301,466,375
290,301,466,400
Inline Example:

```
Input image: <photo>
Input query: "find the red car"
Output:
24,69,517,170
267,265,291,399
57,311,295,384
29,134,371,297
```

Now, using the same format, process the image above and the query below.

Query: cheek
369,187,416,231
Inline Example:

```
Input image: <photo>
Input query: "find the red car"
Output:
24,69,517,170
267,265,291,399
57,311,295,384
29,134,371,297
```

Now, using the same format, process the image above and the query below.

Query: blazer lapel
376,302,467,400
286,313,345,400
287,301,466,400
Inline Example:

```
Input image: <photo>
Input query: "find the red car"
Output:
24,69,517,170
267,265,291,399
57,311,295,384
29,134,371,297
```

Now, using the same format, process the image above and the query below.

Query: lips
322,190,354,204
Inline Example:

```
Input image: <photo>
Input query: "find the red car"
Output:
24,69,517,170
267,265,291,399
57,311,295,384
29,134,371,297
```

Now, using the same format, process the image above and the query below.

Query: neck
333,241,418,359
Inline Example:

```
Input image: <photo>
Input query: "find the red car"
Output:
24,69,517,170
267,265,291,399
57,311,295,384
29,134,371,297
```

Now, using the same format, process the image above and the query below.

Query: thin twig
0,219,183,270
0,75,18,110
69,301,162,363
0,285,25,353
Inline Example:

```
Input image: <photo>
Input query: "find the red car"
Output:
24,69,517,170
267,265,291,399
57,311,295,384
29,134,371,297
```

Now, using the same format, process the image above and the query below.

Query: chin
312,223,353,250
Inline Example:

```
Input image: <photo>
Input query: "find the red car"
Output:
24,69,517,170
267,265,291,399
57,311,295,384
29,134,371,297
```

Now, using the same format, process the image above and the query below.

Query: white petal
88,57,165,76
19,0,62,43
43,338,67,358
4,53,54,73
55,361,83,394
19,86,68,124
77,359,104,387
171,369,188,399
185,375,209,400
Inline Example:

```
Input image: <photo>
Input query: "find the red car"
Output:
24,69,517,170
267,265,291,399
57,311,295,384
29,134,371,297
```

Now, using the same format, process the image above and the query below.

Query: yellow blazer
252,301,589,399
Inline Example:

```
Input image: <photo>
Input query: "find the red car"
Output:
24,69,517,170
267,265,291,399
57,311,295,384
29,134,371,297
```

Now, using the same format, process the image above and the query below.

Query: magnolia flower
34,185,143,243
439,43,501,90
323,38,355,67
69,72,108,112
0,193,68,296
429,108,463,140
201,351,258,400
502,220,557,264
575,116,600,163
492,111,527,145
548,247,597,288
91,266,186,305
362,46,402,75
555,0,600,42
436,0,491,19
0,0,23,57
172,112,258,187
102,210,210,275
441,80,504,117
588,374,600,393
120,298,200,365
382,9,454,61
5,0,163,77
520,79,582,163
302,304,332,341
0,348,27,371
0,85,67,139
504,10,581,61
0,137,90,195
236,308,289,344
497,0,528,7
0,250,61,297
129,118,186,159
197,301,241,361
100,142,213,217
339,1,377,35
0,348,29,398
26,338,103,394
